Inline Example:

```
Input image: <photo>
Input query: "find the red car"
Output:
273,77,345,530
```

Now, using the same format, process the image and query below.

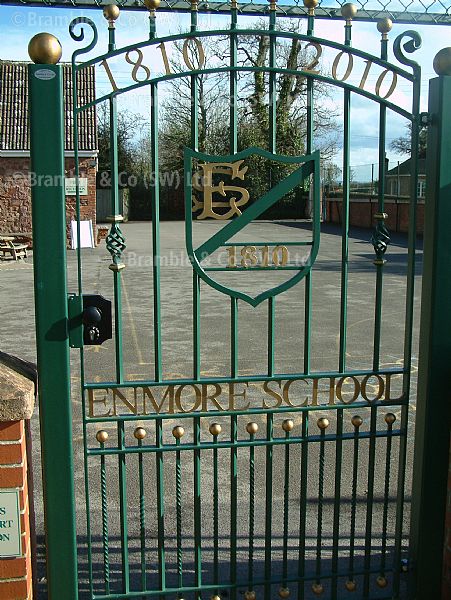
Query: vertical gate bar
109,96,125,383
394,65,421,597
190,0,200,382
231,298,238,377
363,407,377,596
156,418,166,596
112,43,128,588
268,297,275,376
281,425,291,588
347,416,362,585
314,421,327,589
297,414,308,600
151,82,162,380
118,421,130,593
193,272,201,380
247,423,257,594
331,410,343,599
212,428,220,594
379,415,394,580
268,2,276,154
339,12,352,373
372,32,389,370
136,433,147,594
230,414,238,600
73,58,94,597
230,1,238,154
264,413,274,600
410,71,451,599
303,274,311,374
303,11,315,374
339,87,350,371
193,416,202,599
175,436,183,594
29,62,78,600
99,441,111,595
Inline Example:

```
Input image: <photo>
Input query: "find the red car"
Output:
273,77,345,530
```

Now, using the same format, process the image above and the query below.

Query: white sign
70,220,95,249
0,490,21,558
65,178,88,196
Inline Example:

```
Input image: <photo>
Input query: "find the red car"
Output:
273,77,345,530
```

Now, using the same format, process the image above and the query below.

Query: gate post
410,50,451,600
28,36,78,599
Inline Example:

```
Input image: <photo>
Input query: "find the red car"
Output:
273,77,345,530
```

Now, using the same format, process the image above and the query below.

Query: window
417,180,426,198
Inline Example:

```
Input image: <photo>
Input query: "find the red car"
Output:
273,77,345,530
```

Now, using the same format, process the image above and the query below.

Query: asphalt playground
0,220,423,599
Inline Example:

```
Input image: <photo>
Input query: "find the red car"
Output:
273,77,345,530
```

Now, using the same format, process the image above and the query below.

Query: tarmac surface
0,220,423,599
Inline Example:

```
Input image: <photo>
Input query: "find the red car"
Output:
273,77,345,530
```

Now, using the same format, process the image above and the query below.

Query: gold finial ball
96,430,109,443
385,413,396,425
303,0,319,8
278,588,290,599
134,427,147,440
312,582,324,595
28,33,62,65
246,422,259,435
209,423,222,436
317,417,329,430
351,415,363,428
377,17,393,34
376,575,388,588
282,419,294,432
244,592,256,600
211,596,221,600
345,580,357,592
433,48,451,76
341,2,358,20
144,0,161,10
172,425,185,439
103,4,120,20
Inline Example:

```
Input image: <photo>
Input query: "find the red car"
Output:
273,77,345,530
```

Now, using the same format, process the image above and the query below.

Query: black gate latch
68,294,113,348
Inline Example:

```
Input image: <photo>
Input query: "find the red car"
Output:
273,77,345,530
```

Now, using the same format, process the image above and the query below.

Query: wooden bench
0,241,28,260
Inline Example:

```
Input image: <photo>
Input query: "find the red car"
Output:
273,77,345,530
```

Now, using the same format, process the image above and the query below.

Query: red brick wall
0,421,33,599
0,156,96,243
443,435,451,599
325,197,425,234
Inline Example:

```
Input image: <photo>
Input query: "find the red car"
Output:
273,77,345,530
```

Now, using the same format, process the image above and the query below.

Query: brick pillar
443,435,451,599
0,359,35,600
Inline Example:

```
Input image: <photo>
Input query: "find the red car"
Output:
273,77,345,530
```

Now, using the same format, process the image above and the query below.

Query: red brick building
0,61,97,241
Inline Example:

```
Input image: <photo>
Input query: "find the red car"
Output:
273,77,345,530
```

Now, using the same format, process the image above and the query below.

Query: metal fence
1,0,450,24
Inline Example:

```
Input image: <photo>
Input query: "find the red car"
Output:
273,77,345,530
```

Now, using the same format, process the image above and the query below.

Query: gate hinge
68,294,113,348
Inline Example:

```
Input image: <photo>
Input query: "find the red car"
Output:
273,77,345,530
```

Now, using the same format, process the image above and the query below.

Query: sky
0,3,449,179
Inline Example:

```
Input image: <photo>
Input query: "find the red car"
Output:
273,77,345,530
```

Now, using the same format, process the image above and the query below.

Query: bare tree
390,122,427,158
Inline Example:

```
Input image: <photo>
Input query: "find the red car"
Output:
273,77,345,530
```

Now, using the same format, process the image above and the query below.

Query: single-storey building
0,61,98,242
385,157,426,199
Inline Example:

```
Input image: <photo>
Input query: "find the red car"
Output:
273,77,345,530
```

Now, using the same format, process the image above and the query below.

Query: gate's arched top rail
70,18,421,119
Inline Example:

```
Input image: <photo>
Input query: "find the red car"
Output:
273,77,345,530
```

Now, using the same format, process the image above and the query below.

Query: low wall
0,355,36,599
325,196,425,234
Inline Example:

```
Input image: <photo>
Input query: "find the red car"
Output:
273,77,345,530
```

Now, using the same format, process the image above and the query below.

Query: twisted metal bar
248,430,256,591
212,434,219,593
99,449,110,595
315,426,326,584
106,223,126,265
380,415,395,578
175,438,183,593
282,427,291,587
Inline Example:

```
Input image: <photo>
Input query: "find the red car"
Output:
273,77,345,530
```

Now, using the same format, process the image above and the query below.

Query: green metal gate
27,2,451,599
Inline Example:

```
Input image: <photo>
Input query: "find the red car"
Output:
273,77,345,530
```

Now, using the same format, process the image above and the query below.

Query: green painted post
409,63,451,599
28,62,78,599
